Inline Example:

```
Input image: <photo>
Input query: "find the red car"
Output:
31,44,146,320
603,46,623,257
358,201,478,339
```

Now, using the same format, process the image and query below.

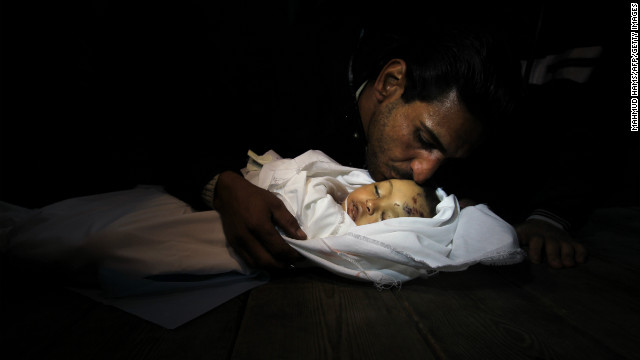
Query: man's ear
373,59,407,103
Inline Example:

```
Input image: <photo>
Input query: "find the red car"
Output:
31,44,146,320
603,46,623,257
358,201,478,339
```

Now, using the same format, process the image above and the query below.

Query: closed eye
374,184,380,198
416,130,436,150
416,127,447,155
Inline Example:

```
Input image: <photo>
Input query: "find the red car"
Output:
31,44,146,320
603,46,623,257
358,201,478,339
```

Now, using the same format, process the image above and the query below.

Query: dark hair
353,22,523,134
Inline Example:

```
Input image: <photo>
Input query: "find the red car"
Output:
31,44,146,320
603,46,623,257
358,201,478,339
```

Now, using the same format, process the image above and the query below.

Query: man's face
365,90,482,184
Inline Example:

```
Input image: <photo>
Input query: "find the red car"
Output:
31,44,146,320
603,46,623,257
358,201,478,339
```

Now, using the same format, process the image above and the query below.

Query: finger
560,241,576,268
515,225,529,247
250,221,303,265
545,238,562,269
239,236,286,269
271,201,307,240
527,235,544,264
573,242,588,264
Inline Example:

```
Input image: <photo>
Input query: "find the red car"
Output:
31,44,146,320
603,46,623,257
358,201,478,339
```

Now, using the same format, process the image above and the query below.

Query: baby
341,179,438,226
0,148,522,329
2,149,523,299
244,149,440,239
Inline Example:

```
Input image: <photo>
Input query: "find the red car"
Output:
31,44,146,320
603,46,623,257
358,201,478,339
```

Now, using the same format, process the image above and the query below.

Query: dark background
0,0,634,209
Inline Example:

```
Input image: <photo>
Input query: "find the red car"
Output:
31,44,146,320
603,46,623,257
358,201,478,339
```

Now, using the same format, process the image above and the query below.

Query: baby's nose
365,199,376,215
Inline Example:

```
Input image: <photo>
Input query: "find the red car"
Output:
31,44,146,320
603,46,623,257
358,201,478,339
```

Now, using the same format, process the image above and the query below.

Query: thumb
271,201,307,240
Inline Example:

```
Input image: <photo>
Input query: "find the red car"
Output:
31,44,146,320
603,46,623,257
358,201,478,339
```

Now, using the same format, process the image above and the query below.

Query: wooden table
2,207,638,360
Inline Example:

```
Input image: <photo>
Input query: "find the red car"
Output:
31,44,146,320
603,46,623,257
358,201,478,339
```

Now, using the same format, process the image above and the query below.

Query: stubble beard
365,100,398,181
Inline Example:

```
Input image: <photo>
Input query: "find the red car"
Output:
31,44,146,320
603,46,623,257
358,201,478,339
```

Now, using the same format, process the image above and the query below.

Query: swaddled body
2,150,524,290
243,149,368,239
243,150,524,285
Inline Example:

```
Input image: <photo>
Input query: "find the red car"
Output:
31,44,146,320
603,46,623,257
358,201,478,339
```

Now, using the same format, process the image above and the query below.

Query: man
0,1,614,272
201,18,587,270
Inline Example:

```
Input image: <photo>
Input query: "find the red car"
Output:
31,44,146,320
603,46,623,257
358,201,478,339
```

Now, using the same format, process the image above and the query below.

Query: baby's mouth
348,201,358,222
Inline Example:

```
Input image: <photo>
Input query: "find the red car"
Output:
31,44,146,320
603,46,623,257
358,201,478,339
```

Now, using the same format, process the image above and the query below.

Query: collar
355,80,368,101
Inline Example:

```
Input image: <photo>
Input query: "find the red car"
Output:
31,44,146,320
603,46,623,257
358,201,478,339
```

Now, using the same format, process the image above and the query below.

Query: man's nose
411,158,442,184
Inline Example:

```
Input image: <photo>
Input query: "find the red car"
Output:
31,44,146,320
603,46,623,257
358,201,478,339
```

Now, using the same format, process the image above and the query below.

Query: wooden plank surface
397,264,630,360
576,207,640,271
231,269,436,360
2,206,638,359
492,259,639,359
490,207,640,360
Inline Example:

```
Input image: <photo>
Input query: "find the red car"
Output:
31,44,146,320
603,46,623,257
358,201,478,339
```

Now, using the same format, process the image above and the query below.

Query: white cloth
2,187,266,329
3,150,524,289
243,149,371,239
4,186,250,282
1,149,524,326
246,150,525,287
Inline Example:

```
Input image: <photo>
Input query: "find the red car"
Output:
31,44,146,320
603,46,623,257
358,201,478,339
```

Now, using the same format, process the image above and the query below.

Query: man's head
356,26,522,184
342,179,438,226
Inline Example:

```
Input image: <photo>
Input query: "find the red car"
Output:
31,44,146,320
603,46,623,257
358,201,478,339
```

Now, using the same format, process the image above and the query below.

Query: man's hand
213,171,306,269
516,219,587,268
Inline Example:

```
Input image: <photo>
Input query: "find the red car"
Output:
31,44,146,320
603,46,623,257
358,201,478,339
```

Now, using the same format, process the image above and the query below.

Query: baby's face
342,179,430,226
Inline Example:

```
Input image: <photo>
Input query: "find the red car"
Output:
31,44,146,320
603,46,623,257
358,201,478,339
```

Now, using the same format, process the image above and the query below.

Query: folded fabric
245,150,525,287
244,149,371,239
4,186,251,278
2,186,267,329
1,149,525,326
